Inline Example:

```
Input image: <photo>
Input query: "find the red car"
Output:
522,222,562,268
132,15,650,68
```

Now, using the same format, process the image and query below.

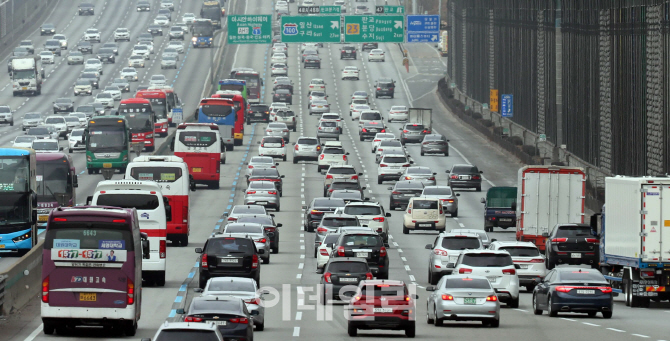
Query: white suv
84,28,101,42
43,116,68,139
258,136,287,161
323,165,362,195
148,322,223,341
402,197,446,234
425,232,484,284
114,28,130,42
488,241,547,292
340,202,391,245
377,154,412,184
317,142,349,173
453,249,521,308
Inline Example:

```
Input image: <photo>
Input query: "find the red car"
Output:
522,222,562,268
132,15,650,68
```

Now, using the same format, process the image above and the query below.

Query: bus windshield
0,157,30,192
201,104,234,117
36,161,72,203
193,24,214,37
88,127,126,152
145,98,167,119
46,222,133,251
0,193,31,225
129,167,183,183
123,113,153,133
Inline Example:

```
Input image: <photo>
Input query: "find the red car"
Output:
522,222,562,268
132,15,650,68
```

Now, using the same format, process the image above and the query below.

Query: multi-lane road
2,0,670,340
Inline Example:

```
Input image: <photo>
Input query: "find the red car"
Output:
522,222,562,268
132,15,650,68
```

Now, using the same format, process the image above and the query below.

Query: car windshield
331,182,360,191
500,247,540,257
321,121,336,128
250,157,274,164
555,225,592,237
444,278,492,289
441,237,480,250
423,187,452,196
25,113,41,120
461,253,513,267
327,261,368,273
380,140,402,147
71,130,84,136
32,141,58,150
341,234,380,247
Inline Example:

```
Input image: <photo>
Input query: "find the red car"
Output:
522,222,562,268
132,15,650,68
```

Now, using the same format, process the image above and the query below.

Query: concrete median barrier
0,240,44,316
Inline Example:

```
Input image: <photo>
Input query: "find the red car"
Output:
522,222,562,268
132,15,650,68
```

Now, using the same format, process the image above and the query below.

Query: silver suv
425,232,484,285
452,249,520,307
292,136,321,163
340,202,391,245
323,165,362,195
22,112,42,130
0,106,14,126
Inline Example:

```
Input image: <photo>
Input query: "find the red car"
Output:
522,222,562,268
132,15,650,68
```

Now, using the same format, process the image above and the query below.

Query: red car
347,280,417,337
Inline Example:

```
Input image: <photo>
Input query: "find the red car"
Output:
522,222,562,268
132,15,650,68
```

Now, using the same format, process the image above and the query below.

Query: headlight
12,232,31,243
192,37,197,42
123,155,128,161
146,134,153,138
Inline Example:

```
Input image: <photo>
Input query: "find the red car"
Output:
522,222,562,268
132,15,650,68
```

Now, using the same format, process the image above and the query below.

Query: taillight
392,191,401,195
295,144,299,150
337,246,345,256
324,272,332,283
317,227,328,233
319,154,325,160
319,249,330,256
380,164,388,167
326,174,333,179
351,175,359,180
184,316,203,322
472,175,481,180
486,295,498,301
450,175,458,179
551,238,568,243
585,238,599,243
555,286,572,293
201,255,208,268
459,268,472,274
343,155,347,161
264,227,276,233
380,246,387,257
376,87,381,90
42,276,49,303
252,254,259,269
245,298,261,305
528,258,545,263
372,217,385,222
433,249,448,256
266,129,271,133
268,191,277,195
256,238,267,243
502,268,516,275
247,191,256,194
227,217,238,221
311,210,324,215
599,287,613,293
404,176,412,180
159,240,166,259
403,129,409,133
366,272,373,280
402,164,410,167
441,294,453,300
127,278,134,304
362,128,367,132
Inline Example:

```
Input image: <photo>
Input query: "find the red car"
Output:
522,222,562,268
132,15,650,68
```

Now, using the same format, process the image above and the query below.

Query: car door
536,270,555,307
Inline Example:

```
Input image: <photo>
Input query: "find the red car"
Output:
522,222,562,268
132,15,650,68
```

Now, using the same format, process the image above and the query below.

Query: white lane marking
296,312,302,321
293,327,300,337
560,318,577,322
458,223,465,228
409,275,415,281
397,248,403,253
631,335,650,338
514,309,528,313
300,245,305,249
23,325,43,341
298,263,304,269
401,257,407,261
582,322,600,327
404,265,410,271
300,254,305,259
606,328,625,333
296,273,302,279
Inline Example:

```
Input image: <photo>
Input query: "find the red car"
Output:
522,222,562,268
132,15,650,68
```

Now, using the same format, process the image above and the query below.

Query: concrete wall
0,240,44,316
0,0,56,56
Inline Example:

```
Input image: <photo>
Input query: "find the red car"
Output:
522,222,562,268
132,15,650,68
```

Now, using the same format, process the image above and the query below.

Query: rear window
250,169,279,177
96,194,159,210
224,225,263,234
129,167,183,183
380,140,402,147
249,182,275,190
323,234,340,243
360,285,406,296
232,206,265,214
313,198,345,208
207,280,255,292
297,138,318,145
328,167,355,175
178,131,217,147
444,278,491,289
251,105,269,112
500,247,540,257
423,187,452,196
558,271,607,282
321,121,337,127
461,253,513,267
263,137,283,144
452,165,478,173
326,261,369,273
441,237,481,250
408,168,431,174
323,148,344,154
156,330,218,341
330,182,359,190
412,200,438,209
555,225,592,237
361,112,381,120
46,222,134,250
383,156,408,163
206,238,255,255
344,205,381,216
236,216,274,226
341,234,381,247
322,217,359,227
405,124,424,131
395,182,423,190
190,299,240,313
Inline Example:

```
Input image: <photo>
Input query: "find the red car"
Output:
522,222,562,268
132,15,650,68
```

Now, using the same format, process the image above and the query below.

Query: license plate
79,293,97,301
22,87,28,90
373,308,392,313
518,264,528,269
255,113,263,116
576,290,595,294
359,220,370,225
418,223,432,227
571,253,581,258
459,176,471,180
193,168,202,172
487,276,498,283
339,277,358,282
219,258,238,263
355,252,368,258
499,218,512,222
256,201,268,205
464,297,477,305
103,163,112,168
0,245,4,248
212,321,227,325
404,194,414,197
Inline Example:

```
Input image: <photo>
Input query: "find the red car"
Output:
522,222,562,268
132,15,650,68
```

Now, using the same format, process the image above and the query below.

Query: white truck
515,165,586,252
438,31,448,56
408,108,432,131
11,57,42,96
594,176,670,307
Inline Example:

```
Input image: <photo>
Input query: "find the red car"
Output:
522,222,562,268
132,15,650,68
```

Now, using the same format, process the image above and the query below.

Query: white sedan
40,51,55,64
150,74,167,86
32,139,61,153
388,105,409,122
182,13,196,24
368,49,385,62
95,92,115,108
351,104,371,120
120,67,139,82
271,53,287,64
103,86,122,101
12,136,37,148
84,28,101,42
168,41,184,53
341,66,360,80
154,15,170,26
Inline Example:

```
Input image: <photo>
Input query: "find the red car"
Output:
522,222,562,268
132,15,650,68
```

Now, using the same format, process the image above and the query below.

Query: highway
1,0,670,340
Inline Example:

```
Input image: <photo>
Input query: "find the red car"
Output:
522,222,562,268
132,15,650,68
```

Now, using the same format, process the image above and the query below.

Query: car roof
328,257,367,263
460,249,510,255
490,241,537,248
439,232,480,239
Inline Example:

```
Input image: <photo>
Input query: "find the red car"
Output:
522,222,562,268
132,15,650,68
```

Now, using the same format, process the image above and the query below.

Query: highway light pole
210,29,225,91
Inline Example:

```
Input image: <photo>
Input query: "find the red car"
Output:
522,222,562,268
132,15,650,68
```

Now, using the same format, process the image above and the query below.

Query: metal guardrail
0,275,6,316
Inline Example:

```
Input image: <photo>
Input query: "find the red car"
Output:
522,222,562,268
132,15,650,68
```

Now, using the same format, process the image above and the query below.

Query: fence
448,0,670,178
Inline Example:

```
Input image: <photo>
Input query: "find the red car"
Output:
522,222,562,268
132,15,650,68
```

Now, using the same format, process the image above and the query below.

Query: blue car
532,267,613,318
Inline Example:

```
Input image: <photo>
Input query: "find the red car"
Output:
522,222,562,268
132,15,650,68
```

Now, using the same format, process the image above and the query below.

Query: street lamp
209,29,226,91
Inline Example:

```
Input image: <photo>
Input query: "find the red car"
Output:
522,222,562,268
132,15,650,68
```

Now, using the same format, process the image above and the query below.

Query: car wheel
533,294,543,315
476,186,482,192
377,177,382,185
347,323,357,337
293,158,297,164
548,295,558,317
508,296,519,308
602,311,613,319
434,308,443,326
405,323,416,337
256,320,265,331
421,151,425,156
451,210,458,217
403,225,409,234
488,318,500,328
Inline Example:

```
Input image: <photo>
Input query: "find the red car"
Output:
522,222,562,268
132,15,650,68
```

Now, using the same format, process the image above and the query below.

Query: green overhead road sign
280,16,341,43
375,6,405,14
227,15,272,44
298,6,341,14
344,15,404,43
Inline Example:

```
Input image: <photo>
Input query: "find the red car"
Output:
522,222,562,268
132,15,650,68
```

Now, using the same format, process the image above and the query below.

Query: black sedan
247,104,270,123
388,180,425,210
272,89,292,104
544,223,599,269
148,24,163,36
96,48,115,63
52,98,74,114
304,55,321,69
179,296,256,340
533,267,613,318
362,42,378,51
359,121,387,141
447,163,483,191
40,23,56,35
236,215,282,254
302,197,346,232
78,3,94,15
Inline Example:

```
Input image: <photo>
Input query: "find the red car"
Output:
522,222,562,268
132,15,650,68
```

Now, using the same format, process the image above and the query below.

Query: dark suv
320,257,371,301
303,197,346,232
247,104,270,123
332,232,389,279
340,45,357,59
447,164,483,191
388,180,425,210
375,78,395,98
362,42,378,51
78,2,94,15
236,215,282,254
544,223,599,269
195,236,264,289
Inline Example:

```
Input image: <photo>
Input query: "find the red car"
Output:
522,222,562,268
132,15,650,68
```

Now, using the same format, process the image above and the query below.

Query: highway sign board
539,134,547,142
298,6,341,14
490,89,499,112
172,108,183,124
344,15,404,43
501,94,513,118
227,15,272,44
280,16,341,43
406,14,440,43
375,6,405,14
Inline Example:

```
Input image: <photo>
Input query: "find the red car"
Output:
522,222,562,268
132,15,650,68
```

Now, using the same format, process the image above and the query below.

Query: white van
88,180,170,286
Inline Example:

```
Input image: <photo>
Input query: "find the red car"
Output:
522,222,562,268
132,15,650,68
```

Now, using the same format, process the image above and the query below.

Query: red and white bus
135,90,170,137
126,156,193,246
148,85,182,127
213,90,246,146
118,98,155,152
170,123,224,189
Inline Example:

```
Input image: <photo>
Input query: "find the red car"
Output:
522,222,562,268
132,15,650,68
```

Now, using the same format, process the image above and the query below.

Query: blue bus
218,79,248,103
0,148,38,255
200,1,222,28
192,19,215,48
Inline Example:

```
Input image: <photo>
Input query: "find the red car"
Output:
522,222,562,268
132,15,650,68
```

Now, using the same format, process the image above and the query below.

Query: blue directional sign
407,15,440,43
501,94,513,118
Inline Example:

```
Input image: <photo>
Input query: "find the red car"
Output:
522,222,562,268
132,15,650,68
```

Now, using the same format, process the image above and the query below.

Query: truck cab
481,186,517,232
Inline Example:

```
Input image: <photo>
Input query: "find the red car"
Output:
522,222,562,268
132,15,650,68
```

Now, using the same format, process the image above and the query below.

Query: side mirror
195,247,203,253
175,308,185,315
490,239,497,243
387,187,393,190
480,198,486,204
363,197,370,201
190,176,196,192
257,249,265,254
276,223,283,227
479,170,484,174
257,141,261,144
445,170,450,173
73,175,78,188
141,338,151,341
533,277,542,285
59,147,63,151
292,142,296,145
301,205,307,210
361,186,367,190
223,212,229,217
86,195,93,205
385,212,391,217
275,163,280,166
426,286,435,291
169,136,175,151
141,238,150,259
409,161,414,164
251,310,260,316
541,232,549,238
432,172,437,175
165,205,172,222
456,193,460,197
280,175,285,178
412,294,419,299
345,152,350,155
358,173,363,176
193,288,203,293
425,244,432,249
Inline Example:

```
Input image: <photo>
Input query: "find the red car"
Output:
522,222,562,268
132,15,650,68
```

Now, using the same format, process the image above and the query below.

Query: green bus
85,116,130,174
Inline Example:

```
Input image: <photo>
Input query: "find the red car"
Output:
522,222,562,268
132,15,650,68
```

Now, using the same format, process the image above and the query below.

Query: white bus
88,180,170,286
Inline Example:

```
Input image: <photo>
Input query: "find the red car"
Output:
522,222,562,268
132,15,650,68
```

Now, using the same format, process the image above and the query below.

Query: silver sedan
199,277,266,330
221,223,272,263
244,181,281,211
402,166,437,186
265,122,290,142
420,185,459,216
426,274,500,327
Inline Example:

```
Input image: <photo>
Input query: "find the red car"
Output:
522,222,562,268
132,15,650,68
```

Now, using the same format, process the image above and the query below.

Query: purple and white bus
35,152,77,226
41,206,145,336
